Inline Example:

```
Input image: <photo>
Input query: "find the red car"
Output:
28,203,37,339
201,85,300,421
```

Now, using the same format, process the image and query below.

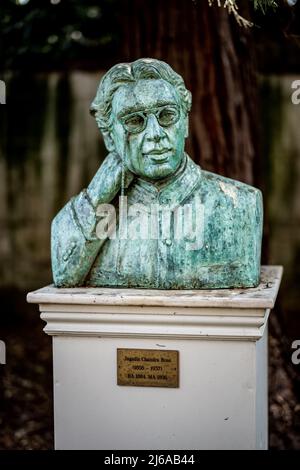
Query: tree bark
118,0,259,185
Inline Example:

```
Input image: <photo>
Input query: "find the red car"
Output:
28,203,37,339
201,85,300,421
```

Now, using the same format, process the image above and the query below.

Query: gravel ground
0,294,299,450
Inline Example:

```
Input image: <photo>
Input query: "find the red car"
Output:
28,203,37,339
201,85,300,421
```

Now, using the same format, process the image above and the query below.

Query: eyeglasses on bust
119,105,180,134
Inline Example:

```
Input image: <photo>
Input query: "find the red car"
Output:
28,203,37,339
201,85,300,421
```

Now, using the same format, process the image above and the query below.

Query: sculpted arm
51,152,132,287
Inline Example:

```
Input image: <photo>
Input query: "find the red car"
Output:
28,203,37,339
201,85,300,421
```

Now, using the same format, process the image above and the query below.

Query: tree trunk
118,0,259,186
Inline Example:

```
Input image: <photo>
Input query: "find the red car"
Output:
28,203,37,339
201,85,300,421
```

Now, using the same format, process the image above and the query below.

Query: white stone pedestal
27,266,282,450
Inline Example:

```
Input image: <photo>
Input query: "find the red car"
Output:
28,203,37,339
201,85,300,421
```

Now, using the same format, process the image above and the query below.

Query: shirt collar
129,154,202,209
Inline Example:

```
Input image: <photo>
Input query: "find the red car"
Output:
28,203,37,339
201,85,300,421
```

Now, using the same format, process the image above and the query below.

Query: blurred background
0,0,300,450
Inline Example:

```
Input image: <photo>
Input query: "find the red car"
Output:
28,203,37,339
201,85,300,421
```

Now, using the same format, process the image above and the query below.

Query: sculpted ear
91,110,116,152
102,130,115,152
184,115,189,139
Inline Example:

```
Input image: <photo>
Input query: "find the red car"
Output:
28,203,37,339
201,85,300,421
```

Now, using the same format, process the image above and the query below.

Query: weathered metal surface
51,58,263,289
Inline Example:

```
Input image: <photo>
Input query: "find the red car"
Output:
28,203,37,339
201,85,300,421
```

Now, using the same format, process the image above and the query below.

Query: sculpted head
90,58,192,180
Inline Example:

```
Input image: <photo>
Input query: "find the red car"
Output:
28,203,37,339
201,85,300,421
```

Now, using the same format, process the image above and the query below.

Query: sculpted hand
86,152,134,208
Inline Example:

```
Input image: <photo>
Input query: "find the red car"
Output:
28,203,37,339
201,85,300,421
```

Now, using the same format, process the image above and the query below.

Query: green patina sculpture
51,58,263,289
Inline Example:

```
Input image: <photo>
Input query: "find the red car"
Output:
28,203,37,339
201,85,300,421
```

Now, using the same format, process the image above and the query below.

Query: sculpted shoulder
199,168,262,205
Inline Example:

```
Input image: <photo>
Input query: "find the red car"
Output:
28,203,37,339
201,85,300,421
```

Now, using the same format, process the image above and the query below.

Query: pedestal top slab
27,266,282,309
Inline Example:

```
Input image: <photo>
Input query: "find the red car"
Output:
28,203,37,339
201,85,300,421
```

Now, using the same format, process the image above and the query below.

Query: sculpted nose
145,114,165,142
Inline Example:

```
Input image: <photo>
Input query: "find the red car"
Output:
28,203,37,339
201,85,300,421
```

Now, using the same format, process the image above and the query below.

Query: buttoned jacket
51,155,262,289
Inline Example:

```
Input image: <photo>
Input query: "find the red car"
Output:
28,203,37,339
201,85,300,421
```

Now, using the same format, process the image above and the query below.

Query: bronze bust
51,58,263,289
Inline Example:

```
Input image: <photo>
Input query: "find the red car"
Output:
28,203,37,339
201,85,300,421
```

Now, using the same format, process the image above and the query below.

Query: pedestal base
27,266,282,450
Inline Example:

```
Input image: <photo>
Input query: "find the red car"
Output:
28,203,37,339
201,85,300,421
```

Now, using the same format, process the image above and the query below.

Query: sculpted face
110,79,188,180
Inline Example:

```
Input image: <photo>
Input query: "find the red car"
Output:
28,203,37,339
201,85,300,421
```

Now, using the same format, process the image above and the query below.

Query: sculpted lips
143,148,172,163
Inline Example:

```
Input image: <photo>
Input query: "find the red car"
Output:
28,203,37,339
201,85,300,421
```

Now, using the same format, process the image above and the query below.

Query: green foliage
0,0,119,71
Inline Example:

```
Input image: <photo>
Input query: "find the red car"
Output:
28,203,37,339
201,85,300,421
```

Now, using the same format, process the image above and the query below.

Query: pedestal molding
40,309,270,340
27,266,282,341
27,266,283,309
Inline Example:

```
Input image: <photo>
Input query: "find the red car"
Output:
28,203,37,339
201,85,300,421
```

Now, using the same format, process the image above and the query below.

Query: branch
207,0,279,27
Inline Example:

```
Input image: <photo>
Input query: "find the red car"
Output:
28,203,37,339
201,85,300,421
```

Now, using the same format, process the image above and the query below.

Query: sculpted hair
90,58,192,133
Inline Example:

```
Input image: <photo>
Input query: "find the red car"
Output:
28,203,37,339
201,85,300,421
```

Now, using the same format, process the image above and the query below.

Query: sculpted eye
158,107,179,126
124,114,144,131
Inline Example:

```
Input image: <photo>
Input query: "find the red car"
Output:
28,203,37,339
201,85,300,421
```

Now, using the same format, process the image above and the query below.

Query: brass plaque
117,348,179,388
